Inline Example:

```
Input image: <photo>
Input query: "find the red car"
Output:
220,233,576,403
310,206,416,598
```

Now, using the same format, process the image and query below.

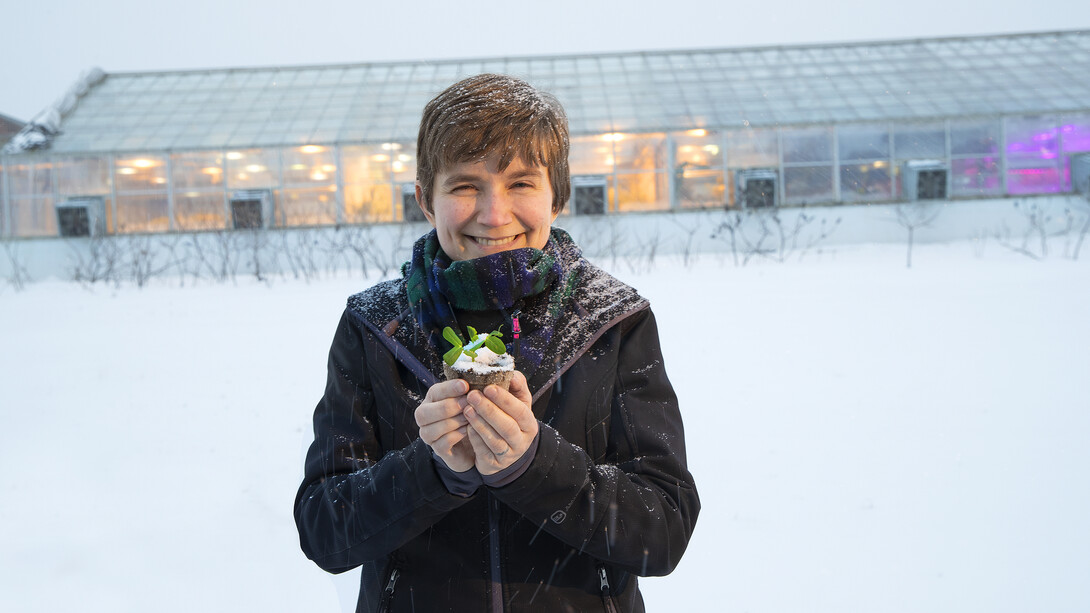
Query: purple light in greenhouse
1062,123,1090,152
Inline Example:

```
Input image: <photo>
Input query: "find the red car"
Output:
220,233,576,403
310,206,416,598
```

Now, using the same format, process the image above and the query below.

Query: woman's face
417,156,558,261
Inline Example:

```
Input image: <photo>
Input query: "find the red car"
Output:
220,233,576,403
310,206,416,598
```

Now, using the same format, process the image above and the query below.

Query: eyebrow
440,168,546,187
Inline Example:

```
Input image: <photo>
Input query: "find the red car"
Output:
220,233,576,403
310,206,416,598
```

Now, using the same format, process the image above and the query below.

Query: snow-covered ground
1,240,1087,612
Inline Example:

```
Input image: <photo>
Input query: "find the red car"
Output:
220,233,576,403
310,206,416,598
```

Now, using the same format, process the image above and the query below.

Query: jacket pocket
597,566,620,613
377,565,400,613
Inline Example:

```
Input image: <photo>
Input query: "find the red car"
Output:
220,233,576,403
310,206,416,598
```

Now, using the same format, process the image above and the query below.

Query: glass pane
726,128,778,168
389,141,417,184
341,144,392,185
1005,116,1059,161
613,133,666,171
615,172,668,212
894,123,945,159
174,191,225,230
56,157,110,195
950,120,1000,155
1061,116,1090,153
838,124,890,161
674,129,723,168
950,157,1001,196
1008,167,1062,194
676,169,726,208
840,163,892,202
8,160,54,196
226,148,281,189
282,145,337,185
116,194,169,233
115,155,168,192
344,184,394,223
10,197,56,237
570,135,614,175
172,151,225,191
783,165,834,203
278,186,338,226
782,127,833,163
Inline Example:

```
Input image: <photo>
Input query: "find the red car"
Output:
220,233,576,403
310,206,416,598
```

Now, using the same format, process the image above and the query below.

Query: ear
415,182,436,226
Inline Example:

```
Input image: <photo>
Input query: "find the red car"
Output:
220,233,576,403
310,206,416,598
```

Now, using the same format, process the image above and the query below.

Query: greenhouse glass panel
950,120,1000,155
677,169,726,208
116,194,169,233
840,163,892,202
782,127,833,163
174,192,226,231
615,172,668,212
1061,115,1090,152
344,184,394,223
171,151,224,191
115,155,168,192
9,160,53,196
341,145,392,186
726,129,778,168
838,125,890,161
894,123,945,159
1005,116,1061,193
10,197,56,237
283,145,337,186
390,142,417,185
614,133,666,172
56,157,110,196
278,186,338,227
570,135,615,175
226,149,281,189
950,157,1001,196
783,166,834,204
674,129,723,169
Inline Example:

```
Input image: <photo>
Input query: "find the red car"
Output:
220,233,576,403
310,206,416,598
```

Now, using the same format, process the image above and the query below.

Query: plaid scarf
404,228,582,376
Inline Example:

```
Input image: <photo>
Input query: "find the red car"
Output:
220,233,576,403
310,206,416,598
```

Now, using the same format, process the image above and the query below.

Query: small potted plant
441,325,516,391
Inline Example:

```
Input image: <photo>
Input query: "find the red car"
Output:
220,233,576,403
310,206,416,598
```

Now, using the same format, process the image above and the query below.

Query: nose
476,188,513,227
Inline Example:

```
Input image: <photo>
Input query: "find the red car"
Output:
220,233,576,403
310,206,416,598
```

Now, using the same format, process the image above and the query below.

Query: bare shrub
894,201,942,268
2,239,32,291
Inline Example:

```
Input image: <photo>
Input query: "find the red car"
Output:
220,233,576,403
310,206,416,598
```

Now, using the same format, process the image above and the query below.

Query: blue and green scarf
404,228,582,375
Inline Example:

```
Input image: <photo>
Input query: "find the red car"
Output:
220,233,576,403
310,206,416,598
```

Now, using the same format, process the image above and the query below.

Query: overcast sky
1,0,1086,122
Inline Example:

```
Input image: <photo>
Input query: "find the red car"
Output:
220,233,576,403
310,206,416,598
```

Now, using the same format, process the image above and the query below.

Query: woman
295,74,699,612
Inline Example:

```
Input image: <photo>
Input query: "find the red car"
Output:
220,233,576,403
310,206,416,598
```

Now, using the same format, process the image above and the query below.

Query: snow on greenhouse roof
22,29,1090,155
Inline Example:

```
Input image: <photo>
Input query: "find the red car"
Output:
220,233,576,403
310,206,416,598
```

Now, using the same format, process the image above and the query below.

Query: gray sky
1,0,1086,122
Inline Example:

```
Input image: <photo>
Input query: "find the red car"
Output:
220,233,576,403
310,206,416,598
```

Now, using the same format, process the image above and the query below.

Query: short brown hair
416,74,570,214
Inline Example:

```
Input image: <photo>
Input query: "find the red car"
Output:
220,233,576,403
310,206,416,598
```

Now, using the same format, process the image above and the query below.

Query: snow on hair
416,74,571,214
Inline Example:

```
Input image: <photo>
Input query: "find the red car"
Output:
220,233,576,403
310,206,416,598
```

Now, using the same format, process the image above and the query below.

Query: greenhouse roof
24,29,1090,155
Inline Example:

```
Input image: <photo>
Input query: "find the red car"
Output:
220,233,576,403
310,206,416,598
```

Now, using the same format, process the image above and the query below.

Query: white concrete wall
2,194,1086,284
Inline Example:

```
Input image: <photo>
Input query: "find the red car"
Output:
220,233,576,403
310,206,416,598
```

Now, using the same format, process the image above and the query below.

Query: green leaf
443,345,462,366
484,335,506,355
442,326,463,349
490,330,503,338
465,348,478,360
467,325,478,341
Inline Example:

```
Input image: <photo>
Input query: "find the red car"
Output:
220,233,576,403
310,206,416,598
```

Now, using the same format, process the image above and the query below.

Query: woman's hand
464,371,539,475
415,379,474,472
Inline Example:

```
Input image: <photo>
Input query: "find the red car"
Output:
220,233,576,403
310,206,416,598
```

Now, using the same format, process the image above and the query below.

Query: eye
451,184,478,193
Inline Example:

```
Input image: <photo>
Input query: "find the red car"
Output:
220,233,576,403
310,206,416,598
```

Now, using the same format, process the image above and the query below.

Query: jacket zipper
378,566,400,613
598,566,619,613
488,495,503,613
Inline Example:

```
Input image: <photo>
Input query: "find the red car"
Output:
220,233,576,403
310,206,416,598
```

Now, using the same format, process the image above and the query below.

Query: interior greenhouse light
131,159,157,168
225,152,244,160
602,133,625,142
687,129,708,137
245,164,265,173
300,145,324,154
381,143,402,151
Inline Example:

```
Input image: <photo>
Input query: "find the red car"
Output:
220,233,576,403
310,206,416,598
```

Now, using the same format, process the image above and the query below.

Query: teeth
475,236,516,246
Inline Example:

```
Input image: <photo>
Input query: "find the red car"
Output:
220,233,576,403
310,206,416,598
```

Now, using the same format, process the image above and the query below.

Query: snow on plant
442,325,507,366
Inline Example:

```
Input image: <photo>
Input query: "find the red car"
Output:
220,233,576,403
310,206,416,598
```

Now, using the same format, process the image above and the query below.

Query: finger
482,381,538,434
464,405,512,457
415,397,468,427
418,415,469,444
425,378,469,402
506,371,533,406
467,390,523,442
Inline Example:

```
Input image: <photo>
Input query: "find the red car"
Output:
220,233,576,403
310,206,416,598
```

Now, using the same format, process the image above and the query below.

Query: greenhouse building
2,29,1089,239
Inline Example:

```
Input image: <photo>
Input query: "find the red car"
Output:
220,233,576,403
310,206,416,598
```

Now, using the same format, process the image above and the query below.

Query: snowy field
1,239,1088,612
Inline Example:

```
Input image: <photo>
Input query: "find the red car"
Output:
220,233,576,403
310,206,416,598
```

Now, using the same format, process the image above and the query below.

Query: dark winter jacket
294,259,699,612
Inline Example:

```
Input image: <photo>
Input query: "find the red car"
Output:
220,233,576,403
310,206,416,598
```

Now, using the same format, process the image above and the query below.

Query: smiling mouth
472,235,519,247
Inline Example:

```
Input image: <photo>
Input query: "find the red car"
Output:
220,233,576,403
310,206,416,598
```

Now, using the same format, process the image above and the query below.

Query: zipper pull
511,309,521,360
598,566,610,594
384,568,400,595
